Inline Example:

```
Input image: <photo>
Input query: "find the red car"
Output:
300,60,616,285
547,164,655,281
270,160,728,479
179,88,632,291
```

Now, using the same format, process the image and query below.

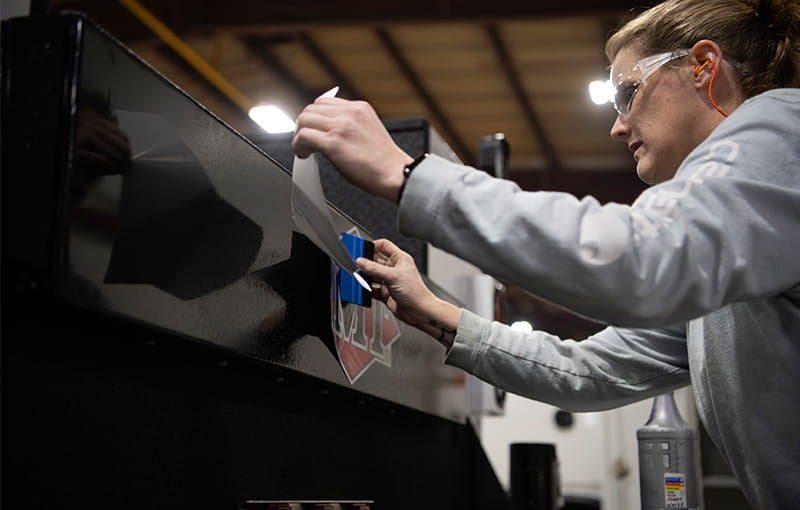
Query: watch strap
397,152,429,202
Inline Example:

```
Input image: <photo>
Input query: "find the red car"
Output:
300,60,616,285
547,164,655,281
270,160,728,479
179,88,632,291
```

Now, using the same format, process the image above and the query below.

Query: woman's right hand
292,97,412,203
356,239,461,349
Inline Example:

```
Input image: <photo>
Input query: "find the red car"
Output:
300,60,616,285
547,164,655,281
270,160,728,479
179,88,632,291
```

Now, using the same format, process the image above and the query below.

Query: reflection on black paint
63,21,299,357
42,15,338,378
100,110,262,300
104,167,262,300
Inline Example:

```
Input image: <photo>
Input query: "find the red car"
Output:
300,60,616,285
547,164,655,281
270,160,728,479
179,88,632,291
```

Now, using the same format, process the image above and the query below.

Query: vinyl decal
330,228,401,384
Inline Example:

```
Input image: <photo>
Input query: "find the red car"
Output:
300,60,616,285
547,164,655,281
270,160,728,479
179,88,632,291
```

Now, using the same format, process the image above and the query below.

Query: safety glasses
611,49,690,116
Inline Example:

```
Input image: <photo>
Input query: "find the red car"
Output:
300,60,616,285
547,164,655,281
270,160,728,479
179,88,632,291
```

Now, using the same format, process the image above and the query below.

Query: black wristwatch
397,152,429,202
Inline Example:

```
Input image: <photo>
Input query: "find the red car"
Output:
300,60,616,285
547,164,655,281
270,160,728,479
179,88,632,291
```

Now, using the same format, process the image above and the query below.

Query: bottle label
664,472,687,508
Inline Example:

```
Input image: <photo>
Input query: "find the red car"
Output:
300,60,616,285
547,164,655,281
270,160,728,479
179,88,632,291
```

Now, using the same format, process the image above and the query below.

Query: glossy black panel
2,13,511,509
2,13,466,422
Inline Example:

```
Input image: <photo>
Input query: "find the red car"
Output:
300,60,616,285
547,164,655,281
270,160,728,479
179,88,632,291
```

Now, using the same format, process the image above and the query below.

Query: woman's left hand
357,239,461,349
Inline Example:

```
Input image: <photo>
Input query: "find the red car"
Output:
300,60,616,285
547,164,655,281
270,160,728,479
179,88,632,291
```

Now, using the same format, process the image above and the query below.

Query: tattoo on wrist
428,319,456,346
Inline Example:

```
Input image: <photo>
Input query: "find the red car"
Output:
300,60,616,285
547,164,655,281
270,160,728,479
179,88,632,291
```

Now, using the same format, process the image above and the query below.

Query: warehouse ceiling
50,0,652,203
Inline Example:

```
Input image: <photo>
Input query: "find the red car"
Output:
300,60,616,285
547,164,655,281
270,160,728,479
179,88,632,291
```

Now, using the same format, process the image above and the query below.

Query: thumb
356,257,395,283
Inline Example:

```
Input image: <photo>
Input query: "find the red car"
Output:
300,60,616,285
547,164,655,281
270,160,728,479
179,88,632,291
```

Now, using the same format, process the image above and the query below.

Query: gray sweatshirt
398,89,800,509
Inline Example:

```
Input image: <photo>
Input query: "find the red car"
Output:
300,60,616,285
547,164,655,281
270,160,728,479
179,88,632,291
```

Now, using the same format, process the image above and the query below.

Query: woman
292,0,800,507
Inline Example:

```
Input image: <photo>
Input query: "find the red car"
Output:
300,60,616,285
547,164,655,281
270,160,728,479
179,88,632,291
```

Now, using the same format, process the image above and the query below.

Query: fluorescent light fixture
510,320,534,334
589,80,614,106
249,104,296,133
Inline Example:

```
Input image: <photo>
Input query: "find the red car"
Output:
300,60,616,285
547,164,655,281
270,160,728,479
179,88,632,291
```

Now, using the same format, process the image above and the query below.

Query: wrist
416,298,460,350
395,152,429,203
382,152,414,203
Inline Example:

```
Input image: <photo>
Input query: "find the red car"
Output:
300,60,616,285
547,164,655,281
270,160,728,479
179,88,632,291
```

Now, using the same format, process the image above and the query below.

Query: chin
636,160,675,186
635,165,658,186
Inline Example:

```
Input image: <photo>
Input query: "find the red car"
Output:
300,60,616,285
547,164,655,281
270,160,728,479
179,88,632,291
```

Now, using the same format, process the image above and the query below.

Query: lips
628,141,643,160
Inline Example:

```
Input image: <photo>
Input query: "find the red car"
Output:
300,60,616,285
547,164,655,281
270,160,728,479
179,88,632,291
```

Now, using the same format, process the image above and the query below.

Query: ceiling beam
140,0,642,27
149,43,255,129
240,35,318,105
485,23,561,186
295,33,366,101
241,33,387,126
117,0,253,111
374,27,474,165
51,0,642,41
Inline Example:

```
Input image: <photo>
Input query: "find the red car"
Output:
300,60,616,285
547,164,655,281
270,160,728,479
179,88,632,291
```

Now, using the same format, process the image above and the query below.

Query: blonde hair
606,0,800,98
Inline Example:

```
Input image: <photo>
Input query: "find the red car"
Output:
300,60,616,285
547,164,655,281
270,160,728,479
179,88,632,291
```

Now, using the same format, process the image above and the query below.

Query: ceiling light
589,80,613,106
249,104,296,133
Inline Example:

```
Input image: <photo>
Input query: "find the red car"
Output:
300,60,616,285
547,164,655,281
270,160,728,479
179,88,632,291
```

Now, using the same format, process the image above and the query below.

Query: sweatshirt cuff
444,308,488,371
397,154,469,240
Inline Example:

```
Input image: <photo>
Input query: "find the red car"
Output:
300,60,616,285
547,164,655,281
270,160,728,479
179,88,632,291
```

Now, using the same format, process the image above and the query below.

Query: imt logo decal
331,285,401,384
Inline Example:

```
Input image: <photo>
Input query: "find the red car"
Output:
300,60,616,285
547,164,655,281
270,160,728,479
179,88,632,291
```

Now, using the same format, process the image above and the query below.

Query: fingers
95,120,131,157
375,283,392,305
373,238,401,252
292,127,324,159
75,119,132,175
368,239,416,269
294,98,355,136
292,100,352,158
356,239,420,289
293,98,371,138
290,97,406,201
294,109,338,131
372,238,404,263
356,256,396,283
303,97,350,116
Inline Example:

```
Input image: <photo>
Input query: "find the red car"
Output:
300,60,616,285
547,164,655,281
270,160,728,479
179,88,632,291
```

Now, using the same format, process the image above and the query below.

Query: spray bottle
637,391,703,509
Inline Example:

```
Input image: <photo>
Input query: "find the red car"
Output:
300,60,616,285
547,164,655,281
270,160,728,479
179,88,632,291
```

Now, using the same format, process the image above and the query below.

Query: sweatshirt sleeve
447,309,690,412
399,90,800,327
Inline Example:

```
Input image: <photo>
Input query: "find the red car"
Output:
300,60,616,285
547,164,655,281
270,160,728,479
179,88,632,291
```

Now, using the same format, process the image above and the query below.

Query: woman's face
610,46,714,185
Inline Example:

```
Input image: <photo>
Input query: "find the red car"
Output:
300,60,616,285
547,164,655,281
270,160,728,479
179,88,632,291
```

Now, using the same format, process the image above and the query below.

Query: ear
690,39,724,88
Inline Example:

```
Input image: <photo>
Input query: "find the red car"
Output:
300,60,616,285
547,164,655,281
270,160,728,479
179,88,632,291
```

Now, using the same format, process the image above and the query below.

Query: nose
610,114,630,142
